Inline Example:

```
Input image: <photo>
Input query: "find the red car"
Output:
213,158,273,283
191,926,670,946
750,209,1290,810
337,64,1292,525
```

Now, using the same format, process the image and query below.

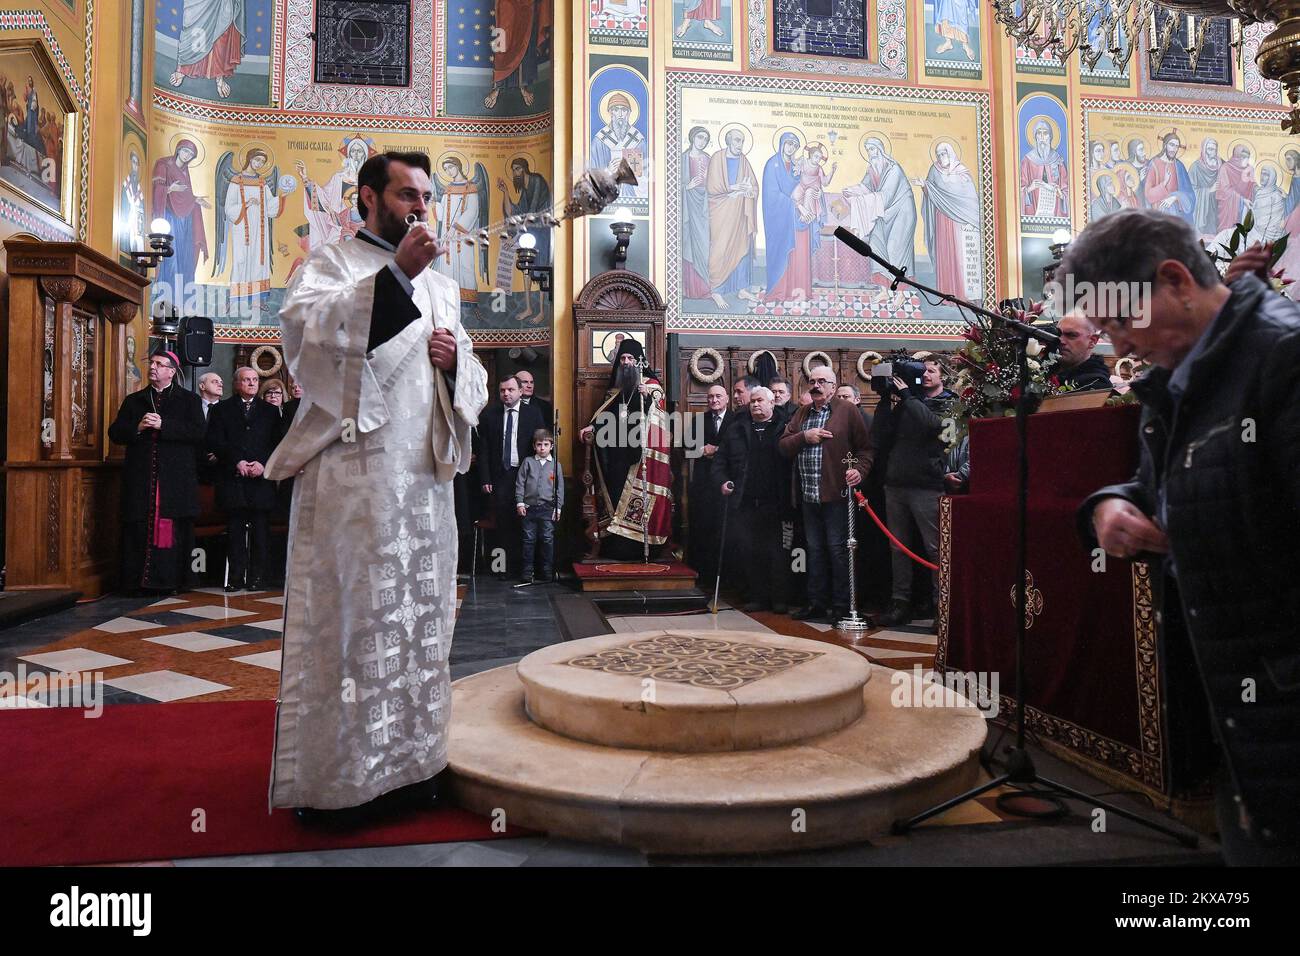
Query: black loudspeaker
177,316,214,367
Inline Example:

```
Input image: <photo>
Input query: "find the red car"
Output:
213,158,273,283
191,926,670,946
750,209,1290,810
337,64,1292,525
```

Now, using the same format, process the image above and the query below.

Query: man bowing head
265,151,488,825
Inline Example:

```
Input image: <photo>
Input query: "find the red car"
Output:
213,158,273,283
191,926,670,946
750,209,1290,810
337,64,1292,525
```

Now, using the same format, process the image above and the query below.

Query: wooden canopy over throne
571,268,679,571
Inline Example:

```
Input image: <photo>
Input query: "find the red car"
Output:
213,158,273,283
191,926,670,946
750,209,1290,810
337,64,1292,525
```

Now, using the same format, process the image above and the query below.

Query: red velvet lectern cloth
938,405,1173,799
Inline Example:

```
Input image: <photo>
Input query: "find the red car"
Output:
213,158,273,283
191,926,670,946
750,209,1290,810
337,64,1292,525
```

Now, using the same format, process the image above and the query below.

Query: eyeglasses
809,377,834,385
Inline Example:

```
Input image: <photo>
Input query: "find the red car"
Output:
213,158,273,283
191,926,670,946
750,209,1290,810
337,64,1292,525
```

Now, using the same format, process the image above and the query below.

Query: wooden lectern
2,241,151,598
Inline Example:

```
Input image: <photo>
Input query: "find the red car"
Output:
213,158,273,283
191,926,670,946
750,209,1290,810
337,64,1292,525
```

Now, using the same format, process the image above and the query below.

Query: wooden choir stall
2,240,150,600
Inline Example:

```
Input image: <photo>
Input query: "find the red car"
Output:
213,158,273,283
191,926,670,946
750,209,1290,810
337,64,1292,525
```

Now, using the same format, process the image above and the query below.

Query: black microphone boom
831,227,1059,347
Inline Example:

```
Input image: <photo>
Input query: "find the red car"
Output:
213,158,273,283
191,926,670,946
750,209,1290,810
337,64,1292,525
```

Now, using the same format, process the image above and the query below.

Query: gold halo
860,131,893,160
1225,138,1255,163
930,136,962,165
435,149,472,180
717,122,752,155
771,125,805,155
1111,161,1140,190
1279,144,1300,172
236,141,274,172
167,132,206,168
1024,114,1061,151
1257,159,1282,187
1155,128,1187,156
1091,168,1117,195
598,88,640,128
506,152,538,174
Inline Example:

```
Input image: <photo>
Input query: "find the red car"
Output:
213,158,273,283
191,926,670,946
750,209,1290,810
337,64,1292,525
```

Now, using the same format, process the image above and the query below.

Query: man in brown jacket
778,364,874,623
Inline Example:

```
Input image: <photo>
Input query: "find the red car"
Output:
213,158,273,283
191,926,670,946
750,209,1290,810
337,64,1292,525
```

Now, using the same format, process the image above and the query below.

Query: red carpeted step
0,700,521,867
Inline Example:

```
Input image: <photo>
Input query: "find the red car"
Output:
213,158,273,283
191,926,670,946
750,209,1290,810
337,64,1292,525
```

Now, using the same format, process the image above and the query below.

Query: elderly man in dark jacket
718,386,794,612
109,350,206,594
207,366,284,591
778,364,873,624
1065,211,1300,865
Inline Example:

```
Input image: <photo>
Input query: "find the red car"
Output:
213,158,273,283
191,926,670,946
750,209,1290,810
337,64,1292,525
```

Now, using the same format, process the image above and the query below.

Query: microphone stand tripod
829,229,1194,846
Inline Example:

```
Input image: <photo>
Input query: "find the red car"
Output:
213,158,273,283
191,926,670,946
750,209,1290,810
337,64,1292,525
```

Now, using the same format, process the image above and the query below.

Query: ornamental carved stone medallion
566,633,823,690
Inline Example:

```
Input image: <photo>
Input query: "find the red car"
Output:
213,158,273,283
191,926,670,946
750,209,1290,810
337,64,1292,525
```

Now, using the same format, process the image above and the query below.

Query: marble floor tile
93,617,162,634
858,646,931,661
103,670,231,701
20,648,133,671
0,694,47,708
143,631,248,653
147,597,188,608
174,605,257,621
257,596,287,606
231,651,281,670
246,618,284,632
867,630,939,647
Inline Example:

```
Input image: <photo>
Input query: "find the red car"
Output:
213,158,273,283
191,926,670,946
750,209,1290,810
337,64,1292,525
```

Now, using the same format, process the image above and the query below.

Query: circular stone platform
518,630,872,752
448,630,988,855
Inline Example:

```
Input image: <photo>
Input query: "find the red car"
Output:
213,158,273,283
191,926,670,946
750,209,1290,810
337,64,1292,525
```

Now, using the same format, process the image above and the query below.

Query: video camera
870,358,928,399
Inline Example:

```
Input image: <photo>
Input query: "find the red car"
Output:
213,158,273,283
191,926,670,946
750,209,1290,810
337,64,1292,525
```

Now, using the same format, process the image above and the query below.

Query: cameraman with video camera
871,356,954,628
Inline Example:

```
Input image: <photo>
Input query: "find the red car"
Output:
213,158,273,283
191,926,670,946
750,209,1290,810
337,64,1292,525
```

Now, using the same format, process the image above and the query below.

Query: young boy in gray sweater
515,429,564,583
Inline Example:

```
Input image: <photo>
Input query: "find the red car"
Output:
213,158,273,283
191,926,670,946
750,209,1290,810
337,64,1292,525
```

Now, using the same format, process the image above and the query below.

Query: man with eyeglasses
778,364,873,624
1067,211,1300,864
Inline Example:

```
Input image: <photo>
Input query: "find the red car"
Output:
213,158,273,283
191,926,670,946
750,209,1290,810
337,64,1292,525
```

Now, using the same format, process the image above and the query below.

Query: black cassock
108,384,206,591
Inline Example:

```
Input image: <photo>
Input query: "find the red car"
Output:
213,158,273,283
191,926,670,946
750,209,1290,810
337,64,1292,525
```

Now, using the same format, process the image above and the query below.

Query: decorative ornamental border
0,11,89,108
216,324,552,346
282,0,434,116
665,72,994,337
151,89,553,135
746,0,907,80
1140,21,1283,106
0,195,74,240
0,11,91,240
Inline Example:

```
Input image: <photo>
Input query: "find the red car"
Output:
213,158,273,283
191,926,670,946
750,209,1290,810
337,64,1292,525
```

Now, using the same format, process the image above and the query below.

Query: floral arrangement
949,301,1067,432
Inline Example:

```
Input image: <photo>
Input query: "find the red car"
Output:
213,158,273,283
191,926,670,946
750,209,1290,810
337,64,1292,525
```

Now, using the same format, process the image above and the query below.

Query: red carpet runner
0,701,516,867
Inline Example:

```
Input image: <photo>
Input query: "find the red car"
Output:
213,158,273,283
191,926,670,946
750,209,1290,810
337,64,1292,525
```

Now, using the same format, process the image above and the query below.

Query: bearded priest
265,151,488,824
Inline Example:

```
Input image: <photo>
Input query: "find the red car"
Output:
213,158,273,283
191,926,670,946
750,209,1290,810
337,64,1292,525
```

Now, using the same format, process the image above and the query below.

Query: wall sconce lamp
514,231,552,301
132,218,175,272
610,221,635,269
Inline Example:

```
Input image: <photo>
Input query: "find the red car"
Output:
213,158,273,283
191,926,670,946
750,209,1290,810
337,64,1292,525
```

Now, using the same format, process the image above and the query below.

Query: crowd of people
109,354,303,595
686,316,1115,627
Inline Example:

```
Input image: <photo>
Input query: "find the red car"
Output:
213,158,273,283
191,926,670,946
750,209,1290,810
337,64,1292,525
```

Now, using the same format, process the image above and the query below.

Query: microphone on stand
833,227,907,289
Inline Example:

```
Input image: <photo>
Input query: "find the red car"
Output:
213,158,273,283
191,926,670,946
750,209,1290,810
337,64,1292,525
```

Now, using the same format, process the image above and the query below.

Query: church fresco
1077,2,1131,87
588,63,650,213
1017,91,1071,234
441,0,553,118
145,115,554,343
923,0,981,80
588,0,650,48
153,0,274,107
667,73,993,337
1082,101,1300,299
671,0,734,62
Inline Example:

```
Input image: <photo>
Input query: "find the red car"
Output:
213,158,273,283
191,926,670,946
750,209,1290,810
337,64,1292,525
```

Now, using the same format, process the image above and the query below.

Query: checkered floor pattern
0,586,466,707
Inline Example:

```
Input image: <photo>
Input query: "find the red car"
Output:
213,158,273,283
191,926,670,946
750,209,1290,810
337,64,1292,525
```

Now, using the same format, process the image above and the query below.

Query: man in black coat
689,382,732,587
717,386,792,612
514,369,553,428
108,349,206,594
475,374,543,576
207,366,284,591
1065,212,1300,864
1054,312,1113,390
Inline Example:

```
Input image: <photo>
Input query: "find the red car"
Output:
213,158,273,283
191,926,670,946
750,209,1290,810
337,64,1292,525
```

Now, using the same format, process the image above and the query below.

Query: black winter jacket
872,388,955,490
1079,274,1300,845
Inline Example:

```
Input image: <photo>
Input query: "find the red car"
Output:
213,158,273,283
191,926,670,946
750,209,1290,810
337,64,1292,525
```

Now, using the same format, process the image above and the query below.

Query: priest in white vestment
265,151,488,819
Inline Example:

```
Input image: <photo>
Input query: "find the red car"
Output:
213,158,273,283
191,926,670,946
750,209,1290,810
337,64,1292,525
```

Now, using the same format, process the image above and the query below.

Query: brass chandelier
990,1,1300,133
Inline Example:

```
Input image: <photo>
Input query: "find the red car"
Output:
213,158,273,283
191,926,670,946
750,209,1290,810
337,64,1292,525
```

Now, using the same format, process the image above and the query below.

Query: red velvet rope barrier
853,491,940,571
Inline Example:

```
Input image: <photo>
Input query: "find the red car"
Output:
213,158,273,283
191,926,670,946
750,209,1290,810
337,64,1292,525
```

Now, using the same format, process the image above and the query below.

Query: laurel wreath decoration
688,347,725,384
856,351,883,382
251,345,283,377
802,350,833,380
